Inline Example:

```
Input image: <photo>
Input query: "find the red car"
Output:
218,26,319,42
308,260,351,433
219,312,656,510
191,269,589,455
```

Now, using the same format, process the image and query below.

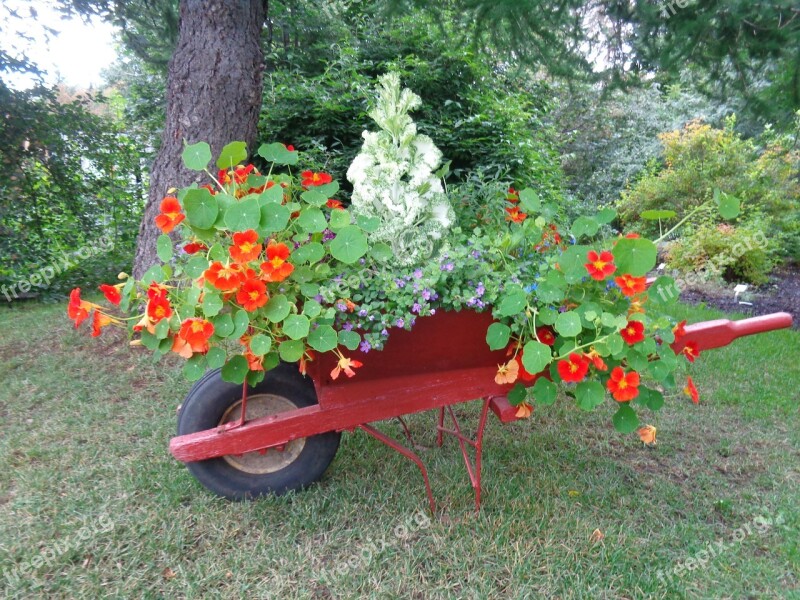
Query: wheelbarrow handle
672,312,793,353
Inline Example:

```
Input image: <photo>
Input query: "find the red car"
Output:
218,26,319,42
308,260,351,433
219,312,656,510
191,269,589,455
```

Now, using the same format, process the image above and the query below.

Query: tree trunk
133,0,267,278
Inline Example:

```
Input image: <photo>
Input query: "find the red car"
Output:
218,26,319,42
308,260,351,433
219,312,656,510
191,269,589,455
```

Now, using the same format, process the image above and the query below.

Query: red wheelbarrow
170,310,793,511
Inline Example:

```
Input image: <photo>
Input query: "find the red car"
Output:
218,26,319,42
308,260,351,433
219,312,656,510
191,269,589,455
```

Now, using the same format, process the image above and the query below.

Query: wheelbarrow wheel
176,363,340,501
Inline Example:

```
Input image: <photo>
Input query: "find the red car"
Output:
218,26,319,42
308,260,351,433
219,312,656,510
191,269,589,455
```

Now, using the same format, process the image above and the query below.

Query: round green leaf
357,215,381,232
521,340,552,375
507,383,527,405
302,299,322,318
612,238,657,277
157,234,173,263
230,310,250,340
259,202,290,233
300,190,328,207
250,334,272,355
283,315,310,340
308,324,338,352
297,207,328,233
519,188,541,212
329,208,352,231
216,141,247,169
329,226,368,264
202,293,223,318
278,340,305,362
532,378,557,406
370,243,393,263
571,216,600,239
559,245,591,284
182,141,212,171
595,208,617,224
220,355,249,384
612,404,640,433
183,354,207,382
338,329,361,351
257,142,298,166
185,256,209,279
555,311,582,338
575,381,605,411
292,242,325,264
225,197,261,231
211,313,234,338
154,318,170,340
183,188,218,229
714,188,741,219
264,295,291,323
206,347,226,370
486,322,511,351
536,281,563,304
497,287,527,317
649,276,680,305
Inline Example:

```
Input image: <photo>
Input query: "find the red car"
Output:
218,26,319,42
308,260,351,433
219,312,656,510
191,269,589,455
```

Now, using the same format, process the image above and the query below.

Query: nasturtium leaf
259,202,291,234
221,355,249,384
297,207,327,234
595,208,617,224
555,311,582,338
536,281,563,304
183,188,218,229
140,330,159,351
612,404,640,433
638,387,665,411
282,315,310,340
183,354,207,382
356,215,381,232
161,265,173,280
301,189,328,207
211,313,234,338
329,226,368,264
559,245,591,284
292,242,325,264
308,324,338,352
370,243,393,263
154,318,170,340
182,141,212,171
206,347,226,369
291,266,314,283
264,295,291,323
257,142,298,166
250,334,272,355
648,276,680,305
202,293,223,317
300,283,320,297
246,370,266,386
316,181,339,197
612,238,657,277
714,188,741,219
507,383,527,406
215,141,247,169
600,312,617,328
627,350,649,373
208,242,227,262
259,184,284,204
263,352,280,371
519,188,541,213
537,307,558,325
532,377,558,406
571,216,600,239
486,322,511,351
278,340,305,362
607,333,624,355
521,340,552,375
141,264,163,284
225,197,261,231
185,286,201,307
157,234,173,263
185,256,209,279
576,381,605,411
338,329,361,351
302,299,322,318
640,209,677,221
230,310,250,340
329,208,352,231
497,286,527,317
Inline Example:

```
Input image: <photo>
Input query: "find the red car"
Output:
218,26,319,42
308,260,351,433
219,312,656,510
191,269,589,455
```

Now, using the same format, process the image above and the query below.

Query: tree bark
133,0,267,277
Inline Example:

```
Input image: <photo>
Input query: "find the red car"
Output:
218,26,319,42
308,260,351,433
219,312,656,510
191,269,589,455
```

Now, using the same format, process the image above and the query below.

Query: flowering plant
68,75,738,435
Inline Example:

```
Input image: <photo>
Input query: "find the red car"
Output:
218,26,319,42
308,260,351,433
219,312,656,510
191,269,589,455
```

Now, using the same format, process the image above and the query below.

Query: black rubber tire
176,363,341,501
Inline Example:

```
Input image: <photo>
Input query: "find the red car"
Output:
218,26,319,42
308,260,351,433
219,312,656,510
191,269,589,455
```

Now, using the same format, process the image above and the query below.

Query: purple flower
466,298,477,307
413,268,423,279
396,318,405,328
322,229,336,242
381,329,389,337
422,289,432,301
471,250,481,259
358,309,368,317
412,303,421,313
359,340,371,353
440,262,454,272
314,295,324,303
430,309,436,315
394,278,406,288
475,283,485,297
336,302,347,312
342,322,354,331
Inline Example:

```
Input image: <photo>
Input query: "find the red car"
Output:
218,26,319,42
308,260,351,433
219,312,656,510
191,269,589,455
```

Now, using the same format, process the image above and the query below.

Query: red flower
67,288,92,328
506,187,519,203
300,170,332,187
615,274,647,297
285,144,295,152
620,320,645,345
183,242,207,255
178,318,214,354
91,311,113,337
585,351,608,372
204,262,244,292
536,326,556,346
505,206,527,223
236,278,268,311
229,229,262,264
557,353,590,383
585,250,617,281
219,164,255,185
154,196,185,234
624,233,641,239
682,340,700,363
147,289,172,323
326,199,344,210
260,241,294,282
684,376,699,404
606,367,640,402
331,356,363,380
673,320,687,340
99,284,121,305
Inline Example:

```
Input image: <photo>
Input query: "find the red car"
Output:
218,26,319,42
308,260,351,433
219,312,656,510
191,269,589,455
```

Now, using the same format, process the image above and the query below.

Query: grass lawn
0,301,798,599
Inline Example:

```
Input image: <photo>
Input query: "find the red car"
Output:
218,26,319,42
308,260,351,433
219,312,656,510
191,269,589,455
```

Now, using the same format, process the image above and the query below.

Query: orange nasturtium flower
557,353,590,383
229,229,262,264
331,355,363,380
218,164,255,186
637,425,657,445
614,274,647,297
154,196,185,234
584,250,617,281
178,318,214,354
260,241,294,282
495,359,519,385
146,289,172,323
91,311,115,337
204,261,244,292
326,199,344,210
236,277,269,312
584,349,608,372
606,367,640,402
98,283,121,305
183,241,207,255
515,402,533,419
681,340,700,363
536,326,556,346
505,206,527,223
683,376,699,404
620,320,645,345
300,170,332,187
67,288,95,328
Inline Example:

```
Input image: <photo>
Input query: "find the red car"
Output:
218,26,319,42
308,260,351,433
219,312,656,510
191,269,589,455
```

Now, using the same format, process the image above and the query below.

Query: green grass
0,301,798,599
